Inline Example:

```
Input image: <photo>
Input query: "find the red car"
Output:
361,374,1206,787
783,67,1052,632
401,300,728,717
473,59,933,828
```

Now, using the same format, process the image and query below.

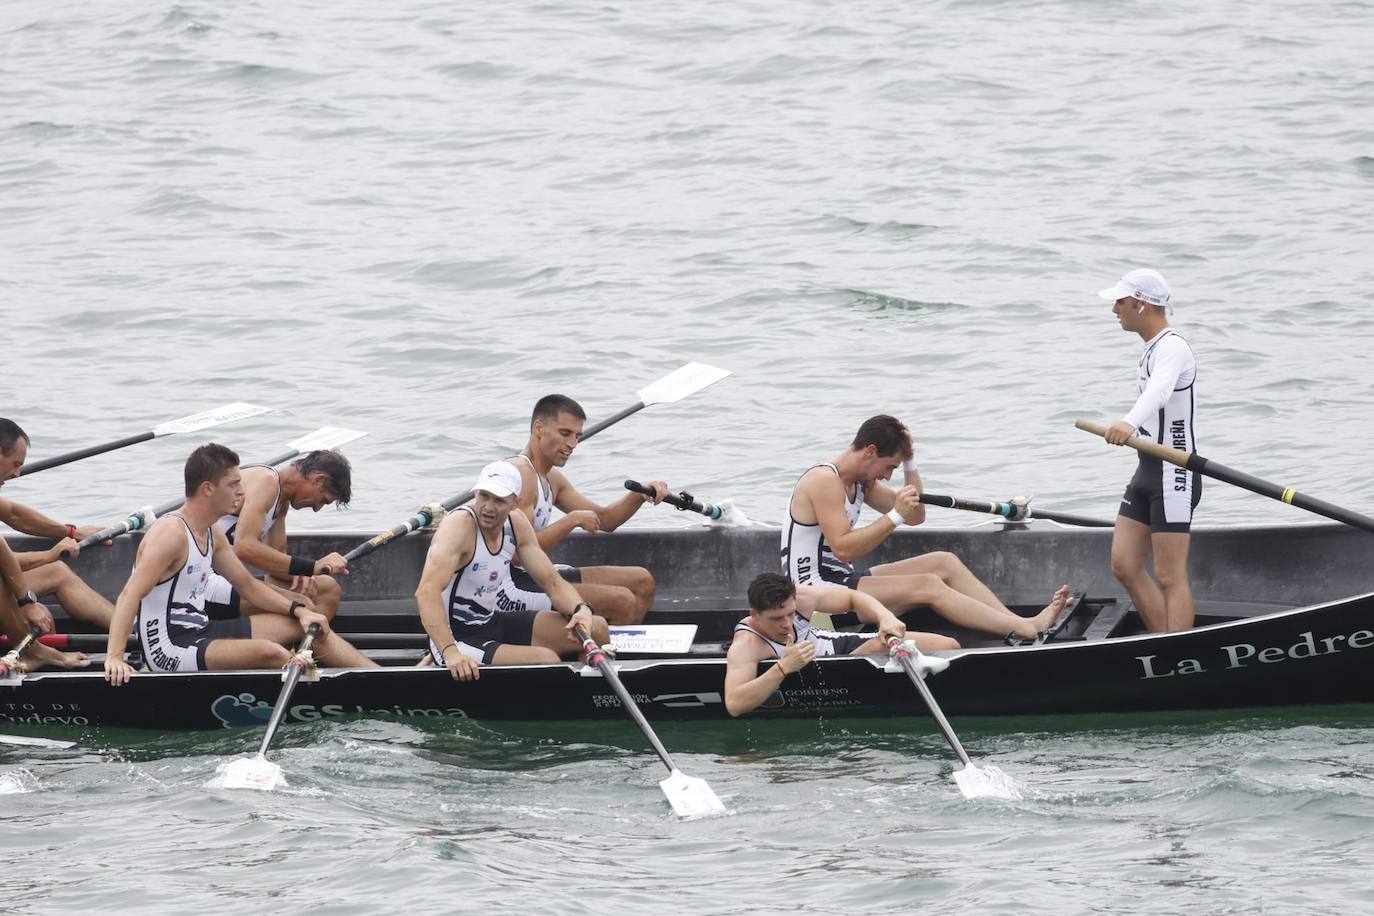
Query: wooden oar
575,624,726,818
919,492,1112,528
343,362,732,564
220,624,320,791
886,638,1022,800
75,426,367,549
0,627,79,748
1075,419,1374,533
19,402,272,477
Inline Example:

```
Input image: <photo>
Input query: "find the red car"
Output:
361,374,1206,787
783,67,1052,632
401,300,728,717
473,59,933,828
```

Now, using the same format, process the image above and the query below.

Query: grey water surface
4,0,1374,912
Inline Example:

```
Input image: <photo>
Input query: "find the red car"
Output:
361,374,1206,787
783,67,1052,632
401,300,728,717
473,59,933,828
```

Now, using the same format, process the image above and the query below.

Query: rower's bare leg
574,565,648,623
0,593,89,671
26,562,115,630
577,567,652,625
242,576,341,623
871,551,1011,614
1111,516,1167,632
247,610,378,668
856,574,1045,640
522,609,611,660
203,637,292,669
489,643,560,664
1150,532,1194,632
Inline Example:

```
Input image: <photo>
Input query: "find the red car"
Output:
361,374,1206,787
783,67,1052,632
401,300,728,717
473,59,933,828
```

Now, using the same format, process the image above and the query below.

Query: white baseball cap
1098,268,1171,307
473,460,522,499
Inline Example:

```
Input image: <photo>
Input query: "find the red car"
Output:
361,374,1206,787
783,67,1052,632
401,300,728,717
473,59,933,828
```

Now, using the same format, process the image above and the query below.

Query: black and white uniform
1118,328,1201,533
780,463,869,589
733,615,870,659
137,517,251,672
430,507,541,665
492,456,582,613
205,466,283,618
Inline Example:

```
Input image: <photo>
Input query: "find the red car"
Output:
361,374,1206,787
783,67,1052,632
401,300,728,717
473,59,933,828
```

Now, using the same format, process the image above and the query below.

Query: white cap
473,461,522,499
1098,268,1171,307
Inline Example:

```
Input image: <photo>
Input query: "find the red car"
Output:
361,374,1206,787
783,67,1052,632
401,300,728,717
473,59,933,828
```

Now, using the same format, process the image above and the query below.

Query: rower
416,460,610,681
0,418,117,631
201,450,352,623
104,443,376,686
781,414,1070,641
724,573,959,717
494,394,667,626
1,536,90,671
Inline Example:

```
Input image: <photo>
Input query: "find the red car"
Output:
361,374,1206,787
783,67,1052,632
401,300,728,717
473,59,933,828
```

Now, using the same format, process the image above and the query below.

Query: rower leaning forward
104,444,374,685
782,414,1069,641
494,394,669,625
416,461,611,681
203,449,354,623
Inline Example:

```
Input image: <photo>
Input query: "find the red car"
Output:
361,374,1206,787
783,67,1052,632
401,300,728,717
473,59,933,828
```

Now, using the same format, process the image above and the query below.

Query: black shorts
818,564,869,590
431,609,543,665
146,617,252,672
1119,455,1202,533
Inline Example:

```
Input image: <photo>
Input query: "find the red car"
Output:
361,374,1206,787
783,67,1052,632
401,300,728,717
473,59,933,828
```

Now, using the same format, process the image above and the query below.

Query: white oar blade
609,624,697,654
0,733,76,749
154,402,271,437
660,768,728,819
220,754,287,791
288,426,368,452
953,763,1022,801
637,362,731,406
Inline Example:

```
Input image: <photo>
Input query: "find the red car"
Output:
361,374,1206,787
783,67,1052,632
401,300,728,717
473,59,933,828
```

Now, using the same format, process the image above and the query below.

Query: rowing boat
4,521,1373,731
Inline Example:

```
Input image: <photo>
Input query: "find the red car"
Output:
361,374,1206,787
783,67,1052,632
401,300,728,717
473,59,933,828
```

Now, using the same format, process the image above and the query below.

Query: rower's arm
804,471,895,563
724,638,787,717
553,470,650,533
232,469,295,577
107,521,181,659
1122,339,1191,430
0,496,68,539
799,585,905,639
0,537,30,601
514,512,583,614
414,512,471,651
212,527,308,620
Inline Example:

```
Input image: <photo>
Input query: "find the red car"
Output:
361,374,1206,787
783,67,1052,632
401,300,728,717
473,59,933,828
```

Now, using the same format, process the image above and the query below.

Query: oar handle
1074,419,1193,466
574,623,678,775
0,625,44,677
624,480,723,519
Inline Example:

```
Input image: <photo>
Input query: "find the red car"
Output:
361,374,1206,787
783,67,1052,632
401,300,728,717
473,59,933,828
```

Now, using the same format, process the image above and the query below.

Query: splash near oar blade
220,754,287,792
953,763,1023,801
219,624,319,792
0,734,77,749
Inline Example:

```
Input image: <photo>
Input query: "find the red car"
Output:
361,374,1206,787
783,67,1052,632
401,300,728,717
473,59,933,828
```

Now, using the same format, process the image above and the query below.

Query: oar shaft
624,480,722,519
1075,419,1374,534
920,493,1110,528
576,625,677,775
256,625,319,757
581,402,645,441
0,626,43,678
890,644,973,768
21,433,154,476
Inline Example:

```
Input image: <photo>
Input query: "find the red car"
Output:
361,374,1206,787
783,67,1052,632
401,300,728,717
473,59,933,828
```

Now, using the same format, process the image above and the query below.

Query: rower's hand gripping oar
1,627,79,747
19,402,272,477
221,624,321,791
886,638,1023,801
77,427,367,550
1075,419,1374,534
919,492,1112,528
344,362,733,564
575,624,727,819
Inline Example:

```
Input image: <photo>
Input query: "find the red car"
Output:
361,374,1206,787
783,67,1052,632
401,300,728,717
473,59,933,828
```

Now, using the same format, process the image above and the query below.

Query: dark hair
851,415,913,461
292,449,352,506
530,394,586,430
0,418,29,456
747,573,797,613
184,443,240,497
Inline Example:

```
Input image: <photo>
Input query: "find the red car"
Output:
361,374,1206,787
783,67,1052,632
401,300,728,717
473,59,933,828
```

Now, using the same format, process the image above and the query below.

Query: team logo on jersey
488,571,499,582
470,562,486,573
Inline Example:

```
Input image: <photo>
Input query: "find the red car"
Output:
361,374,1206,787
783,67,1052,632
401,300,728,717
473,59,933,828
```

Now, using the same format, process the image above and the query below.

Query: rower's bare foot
26,647,91,672
1030,585,1072,632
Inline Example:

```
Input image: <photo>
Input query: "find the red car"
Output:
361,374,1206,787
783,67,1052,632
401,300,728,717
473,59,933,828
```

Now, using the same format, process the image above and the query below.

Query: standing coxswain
416,460,610,681
104,444,376,685
1098,268,1199,632
495,394,668,625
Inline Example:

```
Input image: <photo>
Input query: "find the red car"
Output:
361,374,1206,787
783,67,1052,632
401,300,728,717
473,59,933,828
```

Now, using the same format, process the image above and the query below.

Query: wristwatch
16,591,37,607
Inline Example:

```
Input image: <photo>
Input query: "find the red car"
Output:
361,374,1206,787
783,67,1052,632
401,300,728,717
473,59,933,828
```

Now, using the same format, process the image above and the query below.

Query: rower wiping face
749,597,800,645
856,444,904,488
471,460,524,533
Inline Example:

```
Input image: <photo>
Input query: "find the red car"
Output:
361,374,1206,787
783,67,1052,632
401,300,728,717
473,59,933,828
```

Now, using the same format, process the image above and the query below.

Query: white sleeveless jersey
1124,328,1197,452
781,463,864,586
136,517,213,670
218,465,282,545
732,617,853,658
509,454,555,532
443,506,518,626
